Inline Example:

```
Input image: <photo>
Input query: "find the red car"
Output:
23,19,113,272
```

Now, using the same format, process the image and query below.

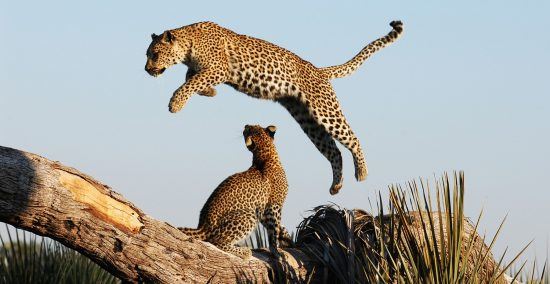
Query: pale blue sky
1,1,549,263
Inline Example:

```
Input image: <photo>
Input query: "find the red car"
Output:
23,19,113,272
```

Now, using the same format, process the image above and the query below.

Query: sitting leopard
145,21,404,194
179,124,290,259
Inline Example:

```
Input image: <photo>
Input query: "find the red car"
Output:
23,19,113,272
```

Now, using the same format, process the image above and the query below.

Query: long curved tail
320,21,404,79
178,226,207,240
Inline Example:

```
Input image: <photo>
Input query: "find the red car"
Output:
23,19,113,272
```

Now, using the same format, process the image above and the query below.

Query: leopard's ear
151,33,157,40
245,136,256,151
266,125,277,138
162,31,175,43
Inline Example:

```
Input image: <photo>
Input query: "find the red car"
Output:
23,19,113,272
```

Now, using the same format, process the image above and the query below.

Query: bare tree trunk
0,145,314,283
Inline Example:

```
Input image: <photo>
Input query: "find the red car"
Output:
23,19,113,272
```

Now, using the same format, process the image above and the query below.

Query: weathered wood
0,145,313,283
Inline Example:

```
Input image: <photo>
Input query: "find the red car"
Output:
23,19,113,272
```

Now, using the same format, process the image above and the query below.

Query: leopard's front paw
198,87,217,97
168,94,185,113
168,101,181,113
279,236,294,248
278,229,294,248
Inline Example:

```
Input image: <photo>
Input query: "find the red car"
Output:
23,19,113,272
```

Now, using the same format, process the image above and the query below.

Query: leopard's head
145,30,189,77
243,125,277,158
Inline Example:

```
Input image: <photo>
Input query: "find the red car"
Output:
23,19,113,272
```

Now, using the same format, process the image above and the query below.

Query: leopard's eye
151,53,159,60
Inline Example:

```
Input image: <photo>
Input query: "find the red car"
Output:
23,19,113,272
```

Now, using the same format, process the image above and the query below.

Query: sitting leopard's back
197,169,270,228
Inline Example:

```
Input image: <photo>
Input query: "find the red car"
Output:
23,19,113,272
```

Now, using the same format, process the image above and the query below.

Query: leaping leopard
145,21,404,194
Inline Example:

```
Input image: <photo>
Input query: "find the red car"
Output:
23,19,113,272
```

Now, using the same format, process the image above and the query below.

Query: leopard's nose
145,65,153,74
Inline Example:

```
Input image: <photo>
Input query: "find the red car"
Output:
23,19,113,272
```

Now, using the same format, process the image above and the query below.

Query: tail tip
389,20,404,32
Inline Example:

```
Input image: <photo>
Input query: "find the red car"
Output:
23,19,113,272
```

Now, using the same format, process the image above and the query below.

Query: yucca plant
0,224,119,284
293,172,541,283
375,173,519,283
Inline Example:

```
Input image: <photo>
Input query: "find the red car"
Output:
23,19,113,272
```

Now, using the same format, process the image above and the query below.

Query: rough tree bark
0,145,314,283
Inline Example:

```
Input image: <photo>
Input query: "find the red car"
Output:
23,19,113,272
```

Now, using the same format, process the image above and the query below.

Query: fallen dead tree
0,145,517,283
0,145,314,283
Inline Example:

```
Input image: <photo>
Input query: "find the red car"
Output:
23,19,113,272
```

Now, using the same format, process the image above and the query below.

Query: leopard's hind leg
279,97,344,194
299,87,368,184
206,209,257,259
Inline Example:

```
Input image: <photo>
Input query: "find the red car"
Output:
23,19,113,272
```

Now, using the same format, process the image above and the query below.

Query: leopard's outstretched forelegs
185,69,217,97
169,69,226,113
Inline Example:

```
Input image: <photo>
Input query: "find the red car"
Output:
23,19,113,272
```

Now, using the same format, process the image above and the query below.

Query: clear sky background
1,1,549,264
